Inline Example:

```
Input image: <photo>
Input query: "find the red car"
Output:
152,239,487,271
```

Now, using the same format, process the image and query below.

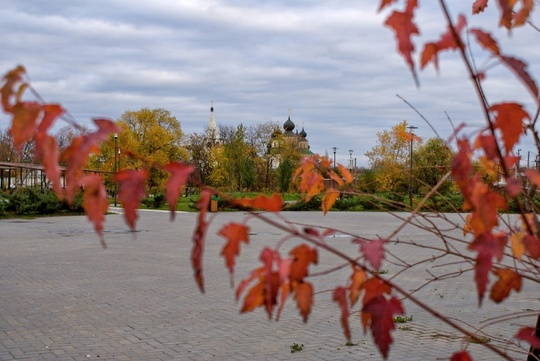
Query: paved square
0,210,537,360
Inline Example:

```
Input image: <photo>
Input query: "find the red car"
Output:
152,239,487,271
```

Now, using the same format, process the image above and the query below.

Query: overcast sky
1,1,539,167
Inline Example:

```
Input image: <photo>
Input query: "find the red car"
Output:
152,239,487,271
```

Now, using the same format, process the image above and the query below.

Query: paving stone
0,211,537,360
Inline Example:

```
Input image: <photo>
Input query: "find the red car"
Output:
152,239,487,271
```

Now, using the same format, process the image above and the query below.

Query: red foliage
333,286,351,342
362,295,404,359
81,174,109,248
192,188,212,293
161,162,195,221
114,169,148,231
514,327,540,349
356,238,387,271
219,222,250,283
450,350,473,361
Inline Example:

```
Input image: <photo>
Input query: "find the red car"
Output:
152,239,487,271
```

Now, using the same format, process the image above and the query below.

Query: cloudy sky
1,1,539,167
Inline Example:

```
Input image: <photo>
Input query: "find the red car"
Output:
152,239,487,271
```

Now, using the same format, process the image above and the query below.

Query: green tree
413,137,455,194
277,158,294,193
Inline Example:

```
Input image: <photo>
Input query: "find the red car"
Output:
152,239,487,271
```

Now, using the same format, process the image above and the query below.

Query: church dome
300,127,307,138
283,116,295,132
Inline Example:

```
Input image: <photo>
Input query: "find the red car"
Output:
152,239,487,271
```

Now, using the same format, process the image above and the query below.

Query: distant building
206,101,220,144
269,110,313,168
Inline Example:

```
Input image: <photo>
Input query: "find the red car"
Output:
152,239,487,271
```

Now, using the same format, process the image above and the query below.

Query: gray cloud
1,1,538,167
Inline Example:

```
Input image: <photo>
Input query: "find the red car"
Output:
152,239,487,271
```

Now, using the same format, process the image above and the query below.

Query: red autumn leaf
472,0,489,14
490,102,529,152
525,169,540,188
384,2,420,84
62,118,118,203
377,0,398,12
333,286,351,343
450,350,473,361
81,174,109,248
498,55,539,101
276,256,292,321
237,193,283,212
475,133,499,160
523,234,540,259
360,277,392,332
219,222,250,283
192,188,212,293
35,134,62,198
10,101,42,152
358,238,387,271
451,138,474,199
321,189,340,215
115,169,148,231
468,231,508,303
349,266,367,306
489,268,522,303
37,103,64,134
514,327,540,349
162,162,195,221
328,170,344,187
289,244,318,283
421,14,467,71
362,295,404,359
497,0,513,28
293,281,313,323
470,28,500,55
259,247,280,318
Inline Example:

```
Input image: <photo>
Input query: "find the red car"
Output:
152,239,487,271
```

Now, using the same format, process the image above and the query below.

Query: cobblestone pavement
1,210,538,361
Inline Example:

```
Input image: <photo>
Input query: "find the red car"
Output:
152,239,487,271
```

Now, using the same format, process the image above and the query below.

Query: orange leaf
490,102,529,152
237,193,283,212
362,295,404,359
240,278,265,313
192,188,212,293
349,266,367,306
489,268,522,303
420,42,439,70
338,164,353,184
321,189,340,215
219,223,250,282
450,350,473,361
513,0,534,27
289,244,318,283
81,174,109,248
378,0,398,12
293,281,313,323
510,232,526,260
470,28,500,55
0,65,26,112
37,103,64,134
472,0,489,14
115,169,148,231
333,286,351,343
10,101,42,152
162,162,195,221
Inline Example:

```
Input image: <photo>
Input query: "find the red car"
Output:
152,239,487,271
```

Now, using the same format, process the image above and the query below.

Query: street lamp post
407,125,418,209
114,133,118,207
348,150,354,172
332,147,337,169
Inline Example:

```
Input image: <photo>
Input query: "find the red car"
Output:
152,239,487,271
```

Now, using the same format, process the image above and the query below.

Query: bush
0,188,84,217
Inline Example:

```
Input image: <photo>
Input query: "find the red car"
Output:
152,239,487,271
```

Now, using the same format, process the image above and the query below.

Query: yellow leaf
511,232,526,260
321,189,340,215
